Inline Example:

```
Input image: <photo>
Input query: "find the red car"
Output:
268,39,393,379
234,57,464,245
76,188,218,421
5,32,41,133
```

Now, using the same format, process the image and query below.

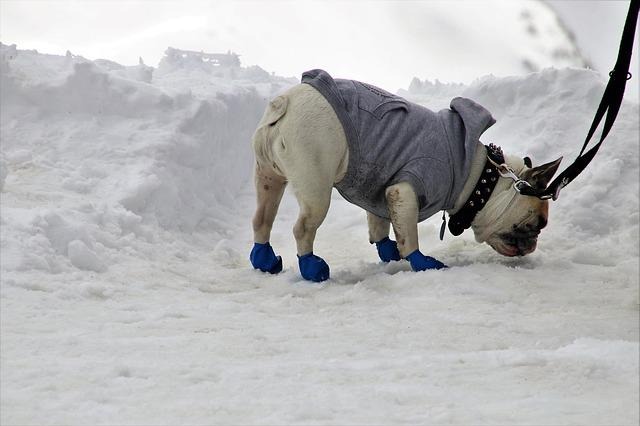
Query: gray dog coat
301,69,496,222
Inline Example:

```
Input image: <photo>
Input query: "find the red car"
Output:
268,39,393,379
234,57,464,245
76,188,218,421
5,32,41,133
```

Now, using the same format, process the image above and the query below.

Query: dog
249,69,561,282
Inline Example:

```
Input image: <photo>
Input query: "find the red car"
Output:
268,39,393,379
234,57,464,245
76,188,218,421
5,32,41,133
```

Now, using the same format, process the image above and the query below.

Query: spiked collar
447,143,504,236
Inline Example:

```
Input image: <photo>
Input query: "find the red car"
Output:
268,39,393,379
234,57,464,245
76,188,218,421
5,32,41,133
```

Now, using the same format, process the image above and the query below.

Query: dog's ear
522,157,563,189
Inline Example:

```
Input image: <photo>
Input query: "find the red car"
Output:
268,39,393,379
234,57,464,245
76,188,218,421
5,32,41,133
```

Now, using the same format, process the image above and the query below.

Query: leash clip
492,160,535,195
513,179,534,194
495,163,520,181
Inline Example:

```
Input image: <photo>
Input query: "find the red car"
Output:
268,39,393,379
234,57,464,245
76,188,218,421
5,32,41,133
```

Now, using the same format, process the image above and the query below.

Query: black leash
524,0,639,201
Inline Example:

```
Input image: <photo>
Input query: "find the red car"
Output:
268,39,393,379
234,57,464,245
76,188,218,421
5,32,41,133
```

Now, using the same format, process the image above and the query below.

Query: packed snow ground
1,44,638,425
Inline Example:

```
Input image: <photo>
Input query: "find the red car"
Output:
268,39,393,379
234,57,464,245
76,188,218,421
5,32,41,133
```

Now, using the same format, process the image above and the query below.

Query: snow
1,44,638,425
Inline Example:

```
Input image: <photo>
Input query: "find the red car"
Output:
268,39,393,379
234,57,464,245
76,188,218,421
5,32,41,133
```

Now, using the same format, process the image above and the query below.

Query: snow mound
1,44,296,273
154,47,297,98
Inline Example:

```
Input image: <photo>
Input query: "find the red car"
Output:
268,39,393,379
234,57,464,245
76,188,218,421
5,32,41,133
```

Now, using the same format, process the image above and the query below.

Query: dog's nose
516,237,538,255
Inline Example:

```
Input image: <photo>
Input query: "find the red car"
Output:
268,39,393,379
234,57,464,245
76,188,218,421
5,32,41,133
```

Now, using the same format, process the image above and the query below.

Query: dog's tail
252,95,288,174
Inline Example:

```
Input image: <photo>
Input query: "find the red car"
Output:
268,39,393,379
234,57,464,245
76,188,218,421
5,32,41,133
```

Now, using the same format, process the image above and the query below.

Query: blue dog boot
375,237,402,262
298,252,330,282
250,242,283,274
405,249,447,271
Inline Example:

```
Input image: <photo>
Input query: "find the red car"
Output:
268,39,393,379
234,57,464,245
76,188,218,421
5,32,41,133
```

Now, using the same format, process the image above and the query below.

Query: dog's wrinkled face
472,156,562,257
485,197,548,257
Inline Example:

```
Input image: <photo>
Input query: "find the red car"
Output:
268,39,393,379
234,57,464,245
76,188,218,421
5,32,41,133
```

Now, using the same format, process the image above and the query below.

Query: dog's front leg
367,212,401,262
385,182,447,271
385,183,419,257
367,212,390,242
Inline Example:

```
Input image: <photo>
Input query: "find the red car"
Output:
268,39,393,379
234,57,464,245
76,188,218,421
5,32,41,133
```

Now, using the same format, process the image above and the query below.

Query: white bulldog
249,77,561,282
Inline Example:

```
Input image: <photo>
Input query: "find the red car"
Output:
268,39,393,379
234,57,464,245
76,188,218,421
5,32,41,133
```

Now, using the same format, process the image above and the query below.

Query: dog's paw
250,242,283,274
405,250,447,271
298,252,330,282
375,237,402,262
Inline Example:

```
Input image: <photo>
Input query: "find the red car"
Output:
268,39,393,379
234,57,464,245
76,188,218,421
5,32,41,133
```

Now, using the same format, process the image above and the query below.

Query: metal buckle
487,155,557,200
513,179,533,194
489,157,537,196
496,164,517,180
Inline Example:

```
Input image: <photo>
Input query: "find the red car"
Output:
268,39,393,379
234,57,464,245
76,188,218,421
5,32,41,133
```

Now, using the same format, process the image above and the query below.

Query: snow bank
1,44,295,272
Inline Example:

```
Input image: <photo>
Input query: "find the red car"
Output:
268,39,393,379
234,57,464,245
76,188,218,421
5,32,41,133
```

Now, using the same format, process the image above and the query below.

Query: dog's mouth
492,229,540,257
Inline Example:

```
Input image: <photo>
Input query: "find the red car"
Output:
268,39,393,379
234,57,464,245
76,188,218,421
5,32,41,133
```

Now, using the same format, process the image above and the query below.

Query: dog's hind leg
252,165,287,244
385,182,446,271
289,177,332,282
250,164,287,274
367,212,401,262
277,136,335,281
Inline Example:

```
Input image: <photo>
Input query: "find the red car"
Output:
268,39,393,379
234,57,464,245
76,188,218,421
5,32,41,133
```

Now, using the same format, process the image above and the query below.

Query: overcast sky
0,0,637,100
